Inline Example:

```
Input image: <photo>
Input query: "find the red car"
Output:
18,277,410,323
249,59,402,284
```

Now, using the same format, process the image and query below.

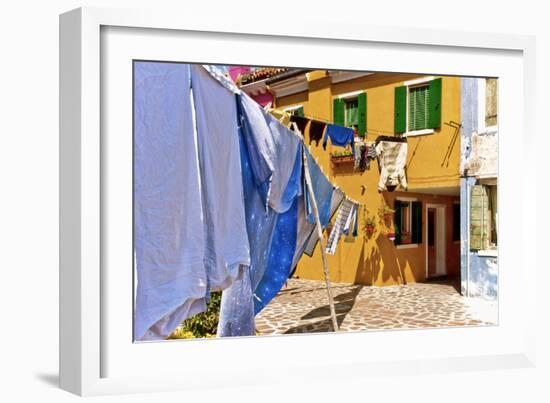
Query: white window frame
403,76,435,137
395,197,420,249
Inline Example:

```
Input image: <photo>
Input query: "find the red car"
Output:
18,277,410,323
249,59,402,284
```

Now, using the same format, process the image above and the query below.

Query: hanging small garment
375,141,408,192
343,203,359,237
325,199,355,255
303,187,345,257
359,144,368,171
323,124,355,155
354,141,362,169
134,63,207,341
367,142,378,159
308,120,326,146
191,65,251,292
290,115,310,136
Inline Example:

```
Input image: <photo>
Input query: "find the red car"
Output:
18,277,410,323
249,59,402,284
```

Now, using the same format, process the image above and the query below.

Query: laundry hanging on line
325,200,356,255
308,120,327,146
290,115,310,136
133,63,251,341
323,124,355,155
375,140,408,192
135,63,369,340
217,93,304,337
302,187,345,257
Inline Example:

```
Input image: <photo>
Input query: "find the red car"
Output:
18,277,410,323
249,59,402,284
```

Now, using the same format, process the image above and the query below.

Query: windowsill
396,243,419,249
403,129,434,137
477,249,498,257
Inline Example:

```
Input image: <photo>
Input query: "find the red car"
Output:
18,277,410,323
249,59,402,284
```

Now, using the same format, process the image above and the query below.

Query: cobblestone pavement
255,277,497,335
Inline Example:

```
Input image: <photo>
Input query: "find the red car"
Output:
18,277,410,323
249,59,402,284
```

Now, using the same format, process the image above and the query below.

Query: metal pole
301,147,339,332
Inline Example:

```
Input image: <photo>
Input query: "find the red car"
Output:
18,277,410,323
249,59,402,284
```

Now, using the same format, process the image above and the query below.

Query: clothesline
270,107,401,138
191,74,365,210
287,121,363,207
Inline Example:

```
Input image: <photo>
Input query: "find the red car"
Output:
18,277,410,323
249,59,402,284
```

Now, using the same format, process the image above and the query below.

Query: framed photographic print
59,6,536,396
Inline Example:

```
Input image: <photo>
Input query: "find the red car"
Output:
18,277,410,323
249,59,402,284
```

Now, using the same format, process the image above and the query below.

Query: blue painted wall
459,78,498,300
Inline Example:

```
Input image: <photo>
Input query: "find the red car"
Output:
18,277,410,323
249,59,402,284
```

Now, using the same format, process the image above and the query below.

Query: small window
394,200,422,245
408,85,430,131
452,203,460,242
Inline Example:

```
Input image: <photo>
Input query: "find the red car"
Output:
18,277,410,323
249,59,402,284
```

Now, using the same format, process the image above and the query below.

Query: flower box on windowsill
330,153,354,165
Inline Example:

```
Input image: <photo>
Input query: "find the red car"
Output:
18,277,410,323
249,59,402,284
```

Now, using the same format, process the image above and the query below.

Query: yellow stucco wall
275,72,461,286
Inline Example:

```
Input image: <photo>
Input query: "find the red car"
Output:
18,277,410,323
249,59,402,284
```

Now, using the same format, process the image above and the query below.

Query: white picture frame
59,6,537,396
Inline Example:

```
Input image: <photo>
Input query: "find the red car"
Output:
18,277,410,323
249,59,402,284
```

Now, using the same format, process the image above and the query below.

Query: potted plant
364,215,376,237
378,204,394,224
387,227,396,241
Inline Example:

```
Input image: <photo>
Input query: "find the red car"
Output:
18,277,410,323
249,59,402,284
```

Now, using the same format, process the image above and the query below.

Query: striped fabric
325,199,356,255
303,188,345,257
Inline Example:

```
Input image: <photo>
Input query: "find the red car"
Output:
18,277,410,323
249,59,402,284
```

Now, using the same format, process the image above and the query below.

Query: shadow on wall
351,234,410,286
375,234,409,285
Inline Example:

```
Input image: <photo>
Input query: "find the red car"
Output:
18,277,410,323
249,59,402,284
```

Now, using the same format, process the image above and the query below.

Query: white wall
0,1,548,402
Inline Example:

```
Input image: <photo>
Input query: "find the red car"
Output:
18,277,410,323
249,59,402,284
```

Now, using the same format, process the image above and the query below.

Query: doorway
426,204,446,278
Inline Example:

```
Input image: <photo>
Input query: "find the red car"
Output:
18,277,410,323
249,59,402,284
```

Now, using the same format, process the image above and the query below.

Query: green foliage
169,292,221,339
331,149,354,157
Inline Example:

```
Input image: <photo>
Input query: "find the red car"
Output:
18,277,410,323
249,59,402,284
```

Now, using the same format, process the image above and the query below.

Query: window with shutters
394,77,442,136
334,92,367,136
394,199,422,246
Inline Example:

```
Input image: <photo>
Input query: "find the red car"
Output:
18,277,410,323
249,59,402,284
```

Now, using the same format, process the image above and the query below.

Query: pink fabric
228,66,251,82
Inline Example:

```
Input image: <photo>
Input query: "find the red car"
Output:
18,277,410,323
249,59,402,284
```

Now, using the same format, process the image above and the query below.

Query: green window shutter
393,200,402,245
357,92,367,136
428,78,442,129
333,98,345,126
294,106,304,117
411,201,423,243
470,185,489,250
394,86,407,133
409,86,429,130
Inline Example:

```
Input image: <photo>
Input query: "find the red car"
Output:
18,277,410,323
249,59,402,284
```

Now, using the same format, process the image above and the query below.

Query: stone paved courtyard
255,277,498,335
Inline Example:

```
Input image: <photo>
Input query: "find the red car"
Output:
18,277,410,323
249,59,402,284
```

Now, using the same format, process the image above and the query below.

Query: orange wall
275,72,461,286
